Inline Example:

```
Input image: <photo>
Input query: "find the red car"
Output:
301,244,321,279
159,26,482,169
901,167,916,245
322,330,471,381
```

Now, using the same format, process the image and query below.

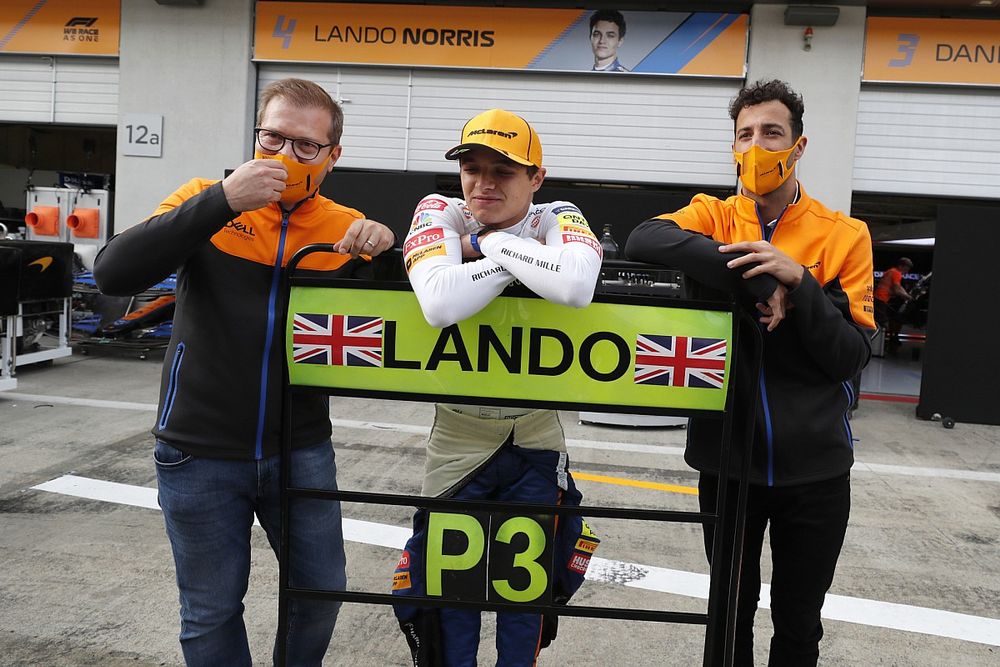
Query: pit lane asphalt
1,351,998,666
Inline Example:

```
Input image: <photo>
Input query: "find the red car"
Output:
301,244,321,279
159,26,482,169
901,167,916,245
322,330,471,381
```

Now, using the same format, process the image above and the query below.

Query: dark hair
257,78,344,145
729,79,804,139
589,10,626,38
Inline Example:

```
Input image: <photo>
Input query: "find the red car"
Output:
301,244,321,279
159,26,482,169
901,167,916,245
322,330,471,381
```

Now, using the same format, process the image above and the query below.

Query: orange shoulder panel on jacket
286,200,369,271
150,178,218,218
208,197,371,270
656,193,732,240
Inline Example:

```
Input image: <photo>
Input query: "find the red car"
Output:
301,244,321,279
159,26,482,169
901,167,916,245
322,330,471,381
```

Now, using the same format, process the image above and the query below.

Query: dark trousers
699,472,851,667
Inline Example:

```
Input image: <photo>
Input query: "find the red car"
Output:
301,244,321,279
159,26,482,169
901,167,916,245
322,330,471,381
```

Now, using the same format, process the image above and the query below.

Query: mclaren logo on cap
468,128,518,140
28,257,54,272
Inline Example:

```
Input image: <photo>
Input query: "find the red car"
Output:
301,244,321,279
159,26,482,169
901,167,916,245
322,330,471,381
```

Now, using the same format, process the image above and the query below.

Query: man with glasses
94,78,394,666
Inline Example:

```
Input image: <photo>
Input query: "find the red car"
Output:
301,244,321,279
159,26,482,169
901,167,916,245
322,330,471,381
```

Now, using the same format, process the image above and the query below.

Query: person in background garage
626,79,875,666
391,109,602,666
93,78,394,666
874,256,914,350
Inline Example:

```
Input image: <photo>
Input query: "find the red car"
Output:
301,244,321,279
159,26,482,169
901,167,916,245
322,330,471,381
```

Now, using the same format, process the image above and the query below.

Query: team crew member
874,257,913,348
94,78,394,666
391,109,602,666
626,80,874,666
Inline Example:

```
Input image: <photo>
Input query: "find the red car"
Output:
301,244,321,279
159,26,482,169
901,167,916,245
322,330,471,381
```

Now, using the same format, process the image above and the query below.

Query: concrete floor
1,349,998,666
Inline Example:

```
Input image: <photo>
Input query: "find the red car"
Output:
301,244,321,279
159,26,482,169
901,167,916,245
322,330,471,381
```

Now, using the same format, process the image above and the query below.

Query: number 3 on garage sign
425,511,555,604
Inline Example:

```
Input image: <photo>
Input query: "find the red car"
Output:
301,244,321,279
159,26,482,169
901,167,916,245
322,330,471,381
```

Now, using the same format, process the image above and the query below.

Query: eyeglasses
254,128,333,161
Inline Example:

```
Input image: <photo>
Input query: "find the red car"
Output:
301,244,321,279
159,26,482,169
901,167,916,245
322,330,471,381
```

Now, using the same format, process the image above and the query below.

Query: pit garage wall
114,0,256,230
256,4,870,220
745,4,867,215
110,3,999,233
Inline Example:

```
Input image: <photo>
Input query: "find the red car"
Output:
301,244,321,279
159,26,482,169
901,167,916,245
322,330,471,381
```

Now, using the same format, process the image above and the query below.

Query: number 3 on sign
425,511,555,605
121,114,163,157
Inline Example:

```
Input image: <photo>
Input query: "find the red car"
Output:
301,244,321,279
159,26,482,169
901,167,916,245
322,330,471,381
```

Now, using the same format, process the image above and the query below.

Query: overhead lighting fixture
783,5,840,27
973,0,998,7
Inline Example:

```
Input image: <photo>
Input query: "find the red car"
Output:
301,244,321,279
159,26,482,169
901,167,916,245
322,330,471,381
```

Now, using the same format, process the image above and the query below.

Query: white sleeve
404,195,515,328
478,203,602,308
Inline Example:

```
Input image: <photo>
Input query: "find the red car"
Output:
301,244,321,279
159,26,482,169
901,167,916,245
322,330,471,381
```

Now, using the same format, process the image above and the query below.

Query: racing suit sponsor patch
567,552,592,575
409,211,435,231
392,571,412,590
396,549,411,570
404,242,446,271
558,220,595,237
404,227,445,255
562,233,602,256
416,198,448,213
575,537,599,554
556,211,589,229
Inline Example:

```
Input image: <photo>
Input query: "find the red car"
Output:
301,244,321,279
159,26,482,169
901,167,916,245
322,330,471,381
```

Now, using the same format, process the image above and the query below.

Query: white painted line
854,461,1000,483
33,475,161,509
5,392,999,483
331,418,430,436
331,417,1000,483
31,474,1000,648
0,392,158,412
331,418,688,456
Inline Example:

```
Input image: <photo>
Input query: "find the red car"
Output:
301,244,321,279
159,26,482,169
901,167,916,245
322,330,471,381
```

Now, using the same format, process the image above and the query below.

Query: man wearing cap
391,109,603,666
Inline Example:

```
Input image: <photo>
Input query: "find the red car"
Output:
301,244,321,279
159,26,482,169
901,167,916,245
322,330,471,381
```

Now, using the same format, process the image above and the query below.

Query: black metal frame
276,247,761,666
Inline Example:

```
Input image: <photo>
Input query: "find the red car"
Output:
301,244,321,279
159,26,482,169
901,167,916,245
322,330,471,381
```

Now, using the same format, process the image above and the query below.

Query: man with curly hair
627,80,875,665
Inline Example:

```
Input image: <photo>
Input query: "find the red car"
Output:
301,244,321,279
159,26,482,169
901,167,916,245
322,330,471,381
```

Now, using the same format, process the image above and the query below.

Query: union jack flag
292,313,383,367
634,334,727,389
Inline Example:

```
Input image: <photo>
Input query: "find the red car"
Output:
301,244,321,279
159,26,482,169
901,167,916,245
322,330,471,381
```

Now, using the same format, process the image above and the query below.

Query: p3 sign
425,511,555,604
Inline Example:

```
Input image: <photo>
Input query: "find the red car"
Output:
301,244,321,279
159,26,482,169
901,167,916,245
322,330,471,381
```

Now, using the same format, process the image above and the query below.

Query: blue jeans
155,439,347,667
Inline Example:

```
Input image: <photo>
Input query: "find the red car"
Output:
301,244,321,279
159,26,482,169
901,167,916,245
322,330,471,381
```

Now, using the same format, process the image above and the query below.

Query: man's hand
720,240,805,288
221,159,288,212
335,219,395,257
758,283,793,332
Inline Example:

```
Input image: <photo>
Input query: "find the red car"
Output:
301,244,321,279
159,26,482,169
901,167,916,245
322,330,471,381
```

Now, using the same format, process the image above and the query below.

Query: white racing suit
393,195,603,666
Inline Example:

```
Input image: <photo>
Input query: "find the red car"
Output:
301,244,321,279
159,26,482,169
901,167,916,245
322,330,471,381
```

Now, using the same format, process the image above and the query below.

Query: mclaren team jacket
625,185,875,486
94,179,372,460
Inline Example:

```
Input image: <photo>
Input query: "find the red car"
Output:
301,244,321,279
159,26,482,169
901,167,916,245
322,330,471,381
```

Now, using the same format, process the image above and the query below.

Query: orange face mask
733,137,802,195
254,150,330,204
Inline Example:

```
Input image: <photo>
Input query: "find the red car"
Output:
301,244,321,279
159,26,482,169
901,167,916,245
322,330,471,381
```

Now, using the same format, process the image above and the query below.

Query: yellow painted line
573,471,698,495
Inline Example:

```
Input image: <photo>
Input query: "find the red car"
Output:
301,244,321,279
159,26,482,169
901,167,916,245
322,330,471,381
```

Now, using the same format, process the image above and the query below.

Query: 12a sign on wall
120,114,162,158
